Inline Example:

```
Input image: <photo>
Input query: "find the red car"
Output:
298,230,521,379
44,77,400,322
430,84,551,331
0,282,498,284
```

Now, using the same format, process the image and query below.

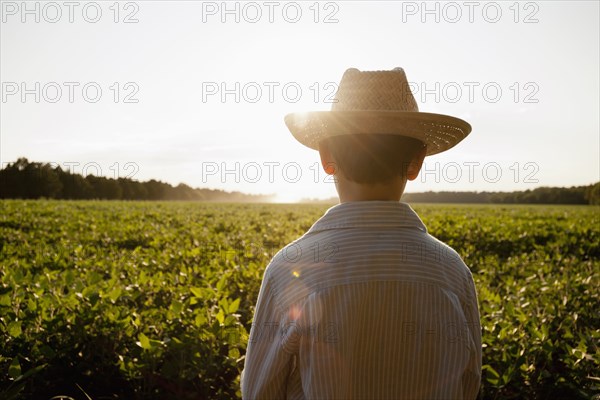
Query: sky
1,0,599,202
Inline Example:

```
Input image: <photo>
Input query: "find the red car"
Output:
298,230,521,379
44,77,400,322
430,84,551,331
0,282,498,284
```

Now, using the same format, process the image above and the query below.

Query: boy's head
318,134,426,184
284,67,471,200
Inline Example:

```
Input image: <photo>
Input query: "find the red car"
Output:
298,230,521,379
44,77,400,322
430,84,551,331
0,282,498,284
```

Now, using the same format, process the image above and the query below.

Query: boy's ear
319,142,336,175
406,145,427,181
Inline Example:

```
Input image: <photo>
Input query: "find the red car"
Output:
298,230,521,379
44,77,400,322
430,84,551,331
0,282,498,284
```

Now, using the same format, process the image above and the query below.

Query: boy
241,68,481,399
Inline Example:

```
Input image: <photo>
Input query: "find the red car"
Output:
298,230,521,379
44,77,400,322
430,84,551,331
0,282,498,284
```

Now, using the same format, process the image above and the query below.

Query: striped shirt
241,201,481,399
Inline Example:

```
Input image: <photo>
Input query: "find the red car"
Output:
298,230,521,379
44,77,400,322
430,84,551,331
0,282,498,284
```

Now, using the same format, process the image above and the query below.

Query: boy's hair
320,134,425,184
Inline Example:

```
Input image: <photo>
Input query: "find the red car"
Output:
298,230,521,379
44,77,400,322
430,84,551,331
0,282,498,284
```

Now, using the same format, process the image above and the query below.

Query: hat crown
332,67,419,112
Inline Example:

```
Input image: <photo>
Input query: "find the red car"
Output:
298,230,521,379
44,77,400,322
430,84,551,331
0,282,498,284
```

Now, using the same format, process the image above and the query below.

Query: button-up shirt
242,201,481,399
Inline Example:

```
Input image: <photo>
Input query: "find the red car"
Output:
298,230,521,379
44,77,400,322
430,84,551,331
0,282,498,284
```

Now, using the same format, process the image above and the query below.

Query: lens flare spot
292,270,300,278
288,305,302,321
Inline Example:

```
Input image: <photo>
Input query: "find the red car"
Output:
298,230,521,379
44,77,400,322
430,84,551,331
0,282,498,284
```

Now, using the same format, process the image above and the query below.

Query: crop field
0,200,598,399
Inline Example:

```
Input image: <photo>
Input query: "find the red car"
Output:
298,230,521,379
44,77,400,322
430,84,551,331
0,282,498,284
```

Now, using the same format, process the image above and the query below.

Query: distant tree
170,183,197,200
130,180,149,200
86,176,122,199
0,158,62,198
58,168,93,199
0,159,21,198
585,182,600,205
144,179,165,200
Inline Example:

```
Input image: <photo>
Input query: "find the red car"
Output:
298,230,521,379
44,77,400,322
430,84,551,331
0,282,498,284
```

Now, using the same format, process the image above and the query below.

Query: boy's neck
335,176,406,203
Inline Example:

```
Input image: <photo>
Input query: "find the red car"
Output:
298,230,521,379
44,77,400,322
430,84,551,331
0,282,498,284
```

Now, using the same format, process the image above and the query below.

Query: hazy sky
1,1,599,201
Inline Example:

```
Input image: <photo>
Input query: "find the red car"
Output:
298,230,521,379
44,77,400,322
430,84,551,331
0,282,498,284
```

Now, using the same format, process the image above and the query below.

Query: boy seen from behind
242,67,482,399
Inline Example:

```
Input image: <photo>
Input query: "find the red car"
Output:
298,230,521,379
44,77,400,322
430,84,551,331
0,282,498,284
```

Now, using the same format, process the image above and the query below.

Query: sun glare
273,193,302,203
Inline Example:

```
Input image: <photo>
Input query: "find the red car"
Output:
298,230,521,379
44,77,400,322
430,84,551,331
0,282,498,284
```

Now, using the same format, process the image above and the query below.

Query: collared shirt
241,201,481,399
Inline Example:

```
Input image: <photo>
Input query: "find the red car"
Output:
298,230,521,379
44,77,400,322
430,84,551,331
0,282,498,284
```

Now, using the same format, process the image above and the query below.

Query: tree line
0,158,273,202
304,185,600,205
401,185,599,205
1,158,598,204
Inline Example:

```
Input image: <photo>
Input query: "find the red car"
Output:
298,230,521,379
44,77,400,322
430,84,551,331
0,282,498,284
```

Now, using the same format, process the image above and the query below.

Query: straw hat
284,67,471,156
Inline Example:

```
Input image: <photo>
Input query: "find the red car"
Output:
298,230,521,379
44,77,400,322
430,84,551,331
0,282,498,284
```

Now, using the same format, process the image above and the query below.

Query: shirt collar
307,201,427,234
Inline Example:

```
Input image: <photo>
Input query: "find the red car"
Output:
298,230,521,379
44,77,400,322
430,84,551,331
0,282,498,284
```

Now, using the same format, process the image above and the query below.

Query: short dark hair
320,134,424,184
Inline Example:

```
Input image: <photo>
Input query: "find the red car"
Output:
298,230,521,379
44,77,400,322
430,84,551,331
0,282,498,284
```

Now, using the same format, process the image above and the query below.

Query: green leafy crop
0,201,598,399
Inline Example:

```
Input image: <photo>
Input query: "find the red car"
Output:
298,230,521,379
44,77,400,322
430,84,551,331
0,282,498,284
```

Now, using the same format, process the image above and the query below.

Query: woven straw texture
284,68,471,156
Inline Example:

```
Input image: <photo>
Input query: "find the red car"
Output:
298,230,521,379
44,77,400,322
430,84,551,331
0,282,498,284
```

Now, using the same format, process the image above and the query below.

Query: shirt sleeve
462,270,482,399
241,270,294,399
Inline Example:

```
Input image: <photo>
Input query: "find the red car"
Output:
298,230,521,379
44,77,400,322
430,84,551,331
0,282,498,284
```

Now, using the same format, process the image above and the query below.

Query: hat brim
284,111,471,156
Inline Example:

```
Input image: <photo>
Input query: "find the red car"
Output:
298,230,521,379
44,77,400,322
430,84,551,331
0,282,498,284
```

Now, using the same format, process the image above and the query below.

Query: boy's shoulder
265,219,472,288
